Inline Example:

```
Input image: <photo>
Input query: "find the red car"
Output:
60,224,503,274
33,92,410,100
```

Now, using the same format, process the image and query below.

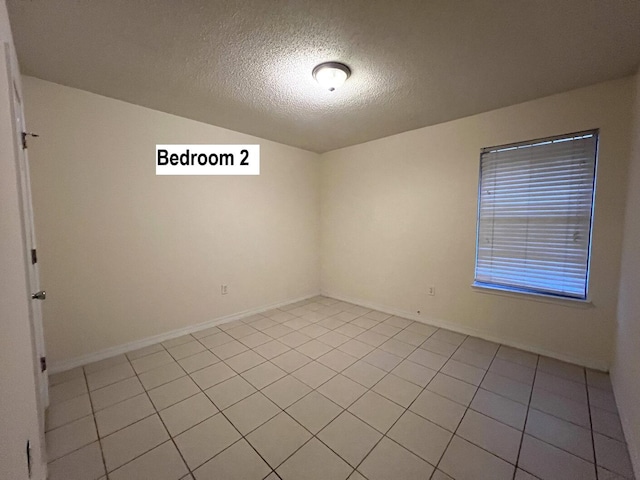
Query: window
474,130,598,300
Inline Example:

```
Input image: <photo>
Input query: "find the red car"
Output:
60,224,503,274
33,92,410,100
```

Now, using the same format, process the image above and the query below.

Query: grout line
585,368,599,480
512,352,540,480
82,366,109,478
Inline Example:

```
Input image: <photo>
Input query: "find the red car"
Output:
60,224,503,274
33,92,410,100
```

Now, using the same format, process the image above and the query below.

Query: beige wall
321,77,634,370
23,76,321,366
0,1,46,478
612,71,640,477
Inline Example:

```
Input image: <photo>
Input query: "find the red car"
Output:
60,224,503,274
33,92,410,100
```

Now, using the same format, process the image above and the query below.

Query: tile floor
45,296,635,480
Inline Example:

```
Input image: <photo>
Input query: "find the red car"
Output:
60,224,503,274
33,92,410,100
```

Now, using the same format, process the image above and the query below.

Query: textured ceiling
7,0,640,153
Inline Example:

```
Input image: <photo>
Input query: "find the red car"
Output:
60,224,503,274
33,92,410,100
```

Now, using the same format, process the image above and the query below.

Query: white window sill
471,282,594,308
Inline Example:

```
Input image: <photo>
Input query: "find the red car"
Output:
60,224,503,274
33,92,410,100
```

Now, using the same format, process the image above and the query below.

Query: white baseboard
49,292,320,373
322,290,609,372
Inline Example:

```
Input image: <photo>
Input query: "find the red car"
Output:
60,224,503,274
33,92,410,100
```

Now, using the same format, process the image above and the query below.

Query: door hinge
40,356,47,372
31,248,37,264
21,131,39,149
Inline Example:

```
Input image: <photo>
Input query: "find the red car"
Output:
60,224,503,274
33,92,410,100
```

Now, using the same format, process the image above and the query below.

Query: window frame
473,129,599,302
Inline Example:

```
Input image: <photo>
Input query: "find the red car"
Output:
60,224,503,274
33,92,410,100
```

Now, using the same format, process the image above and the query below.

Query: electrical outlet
221,284,228,295
428,286,436,296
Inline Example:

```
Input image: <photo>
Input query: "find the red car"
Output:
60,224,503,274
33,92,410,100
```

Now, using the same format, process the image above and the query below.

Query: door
5,42,49,411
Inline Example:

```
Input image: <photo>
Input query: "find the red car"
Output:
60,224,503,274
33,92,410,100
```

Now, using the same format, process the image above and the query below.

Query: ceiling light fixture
312,62,351,92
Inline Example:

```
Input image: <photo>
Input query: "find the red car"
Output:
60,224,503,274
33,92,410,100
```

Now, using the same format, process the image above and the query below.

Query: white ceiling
7,1,640,153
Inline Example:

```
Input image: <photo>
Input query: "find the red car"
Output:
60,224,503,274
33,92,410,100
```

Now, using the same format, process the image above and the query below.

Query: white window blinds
474,131,598,299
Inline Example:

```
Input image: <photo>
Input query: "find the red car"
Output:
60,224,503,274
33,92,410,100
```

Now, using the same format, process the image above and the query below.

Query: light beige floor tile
225,349,266,373
441,358,485,386
427,373,478,406
334,323,366,339
407,348,449,370
589,386,618,413
457,410,522,463
362,349,402,372
47,441,104,480
271,349,312,373
338,339,376,358
218,320,244,331
162,335,195,348
148,376,200,411
49,377,88,405
591,406,625,441
46,393,92,431
247,412,312,468
159,392,218,436
292,361,336,388
46,415,98,461
280,331,313,348
519,434,596,480
391,360,437,387
431,470,455,480
90,376,144,411
191,326,221,339
393,329,429,347
253,339,291,359
387,410,452,465
131,351,175,375
317,411,382,467
525,409,594,462
348,390,404,433
335,310,361,322
351,316,378,329
101,415,169,472
358,437,434,480
409,389,466,432
317,374,367,408
84,354,129,374
49,367,84,386
296,339,333,359
204,375,256,410
167,341,206,360
276,437,352,480
594,433,635,479
538,357,585,384
318,330,352,346
109,440,188,480
87,362,137,391
384,315,412,327
262,375,311,409
224,392,281,435
139,362,185,390
370,323,401,337
226,324,259,340
461,337,499,356
210,339,249,360
372,373,422,407
190,361,236,390
177,350,219,374
317,349,357,372
439,436,514,480
242,361,287,389
263,324,295,339
342,360,386,388
355,330,388,348
451,347,494,370
430,329,466,346
529,387,590,427
481,372,531,405
489,357,535,385
405,322,438,337
95,393,155,437
496,345,538,369
194,438,271,480
586,369,613,392
286,391,343,434
597,466,629,480
534,371,587,404
378,338,415,358
470,388,527,430
174,413,241,470
514,469,539,480
300,324,331,338
238,331,272,348
365,310,391,321
199,331,233,349
421,338,458,357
